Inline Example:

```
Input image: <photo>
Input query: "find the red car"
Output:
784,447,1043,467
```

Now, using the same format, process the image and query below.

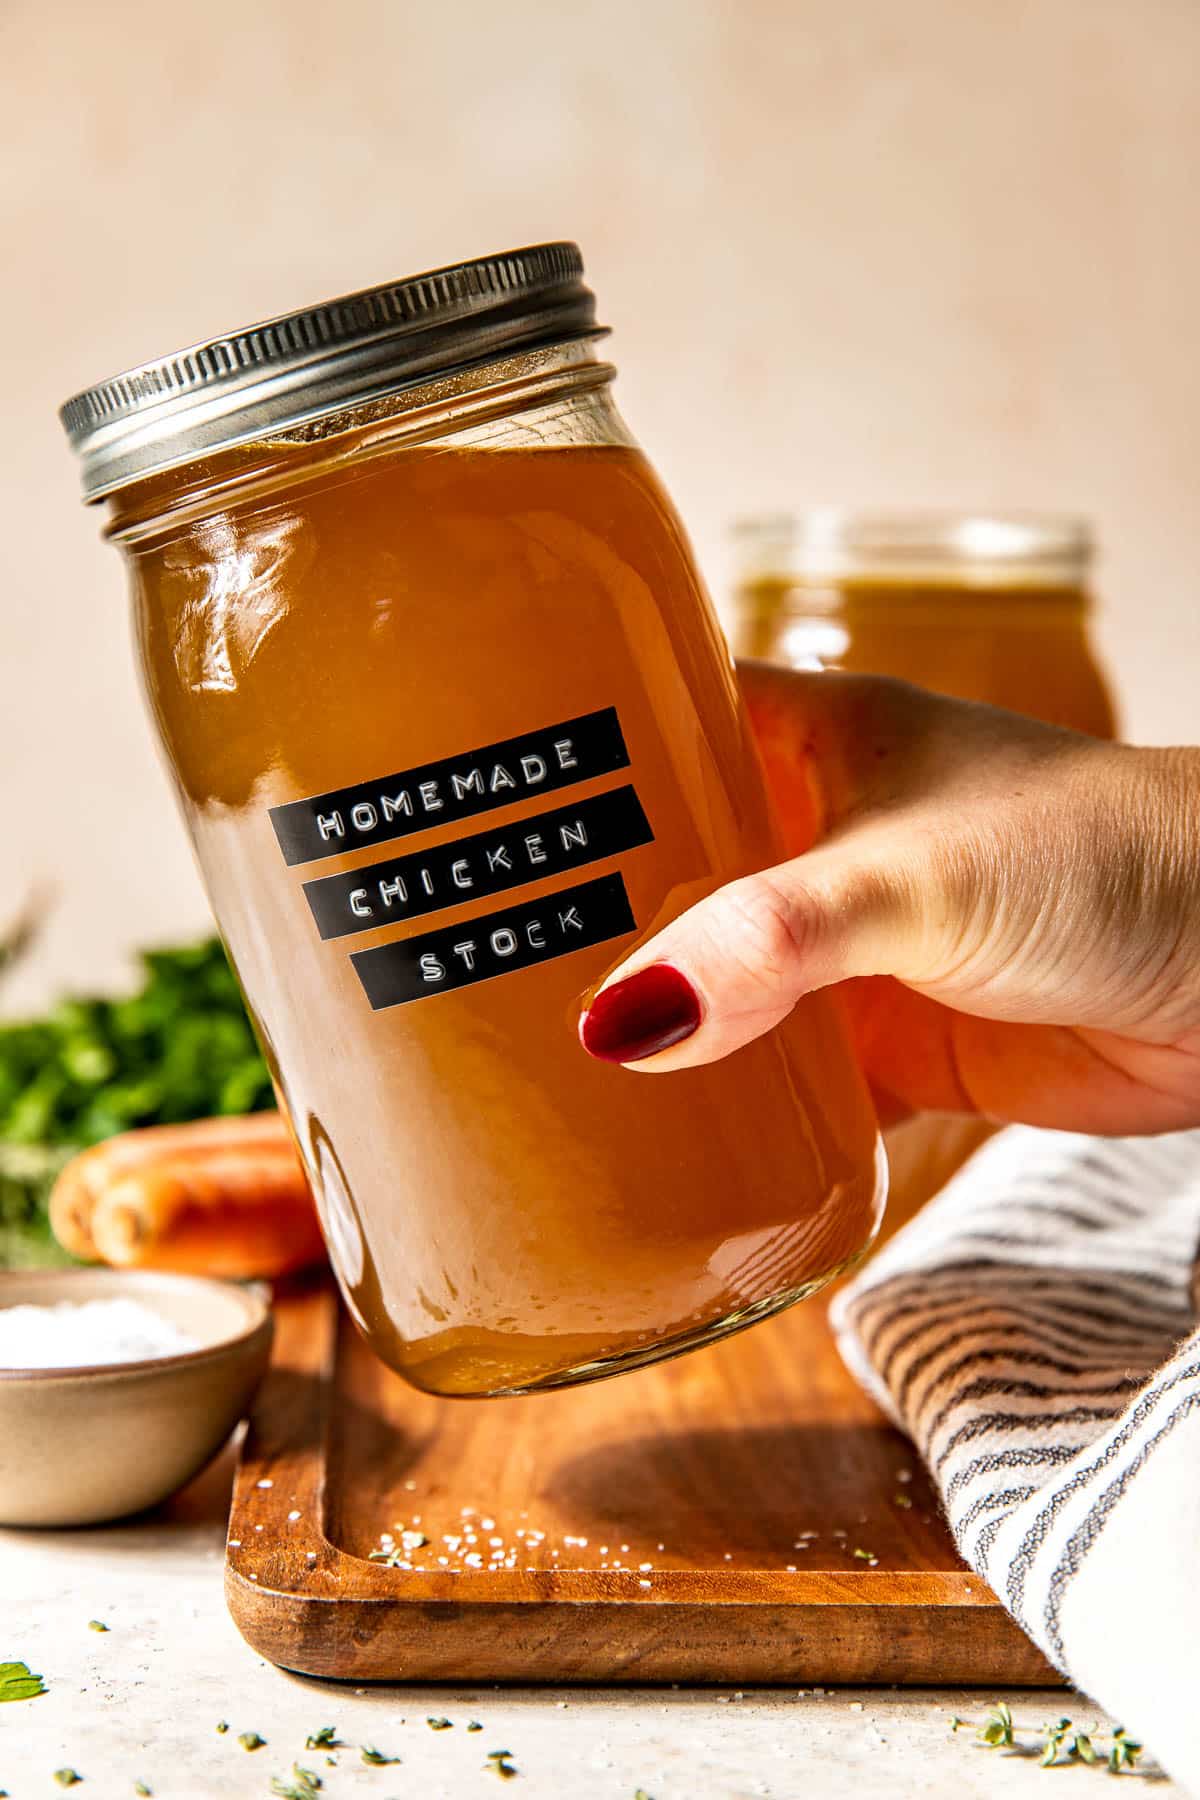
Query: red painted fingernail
579,964,702,1064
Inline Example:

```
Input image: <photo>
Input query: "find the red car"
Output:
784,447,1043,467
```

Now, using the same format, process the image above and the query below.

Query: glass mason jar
730,510,1118,1234
61,247,885,1398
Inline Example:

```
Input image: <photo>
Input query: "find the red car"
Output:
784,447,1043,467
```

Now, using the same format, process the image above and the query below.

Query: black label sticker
351,872,636,1010
269,707,630,867
303,785,653,941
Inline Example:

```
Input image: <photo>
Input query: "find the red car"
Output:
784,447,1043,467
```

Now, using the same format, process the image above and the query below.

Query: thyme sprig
953,1705,1145,1772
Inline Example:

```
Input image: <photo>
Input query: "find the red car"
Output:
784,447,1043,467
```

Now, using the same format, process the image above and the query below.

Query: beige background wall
2,0,1198,1008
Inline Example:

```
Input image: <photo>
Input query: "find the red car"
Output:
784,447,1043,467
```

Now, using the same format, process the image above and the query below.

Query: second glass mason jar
61,246,885,1398
730,509,1118,1234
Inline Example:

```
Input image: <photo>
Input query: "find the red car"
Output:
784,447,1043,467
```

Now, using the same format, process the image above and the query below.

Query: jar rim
733,510,1093,587
59,243,605,504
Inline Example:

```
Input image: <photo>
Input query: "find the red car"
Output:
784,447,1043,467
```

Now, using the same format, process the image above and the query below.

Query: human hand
580,666,1200,1135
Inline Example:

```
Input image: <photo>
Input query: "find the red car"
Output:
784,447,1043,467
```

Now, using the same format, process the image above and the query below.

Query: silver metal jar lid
59,242,604,503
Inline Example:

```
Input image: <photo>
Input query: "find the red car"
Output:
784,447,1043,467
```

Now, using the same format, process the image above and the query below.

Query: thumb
578,838,916,1070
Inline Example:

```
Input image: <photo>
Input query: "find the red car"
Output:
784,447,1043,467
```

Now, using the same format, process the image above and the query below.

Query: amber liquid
130,445,883,1396
735,574,1117,1234
735,576,1115,737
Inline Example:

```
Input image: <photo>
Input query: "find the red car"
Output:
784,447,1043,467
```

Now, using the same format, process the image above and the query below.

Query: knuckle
699,872,816,990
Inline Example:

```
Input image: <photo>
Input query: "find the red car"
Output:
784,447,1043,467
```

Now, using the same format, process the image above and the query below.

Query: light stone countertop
0,1445,1171,1800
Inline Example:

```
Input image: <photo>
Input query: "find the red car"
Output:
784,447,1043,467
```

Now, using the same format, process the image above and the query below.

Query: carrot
49,1114,326,1278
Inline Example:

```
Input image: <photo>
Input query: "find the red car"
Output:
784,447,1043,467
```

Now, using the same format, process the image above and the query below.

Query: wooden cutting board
226,1279,1056,1685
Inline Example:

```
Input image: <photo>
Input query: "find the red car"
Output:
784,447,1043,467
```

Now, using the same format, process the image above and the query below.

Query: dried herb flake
271,1766,322,1800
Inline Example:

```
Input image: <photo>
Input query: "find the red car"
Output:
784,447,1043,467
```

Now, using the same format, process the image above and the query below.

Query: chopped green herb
426,1716,453,1731
215,1721,229,1734
54,1774,82,1789
1040,1718,1074,1766
271,1767,322,1799
87,1620,109,1633
304,1727,342,1750
133,1785,152,1797
466,1720,483,1732
948,1715,964,1732
238,1731,266,1752
893,1492,913,1509
1109,1728,1142,1772
1073,1732,1098,1764
634,1791,654,1799
360,1746,400,1765
486,1750,519,1780
851,1547,877,1562
0,1659,46,1702
978,1701,1015,1748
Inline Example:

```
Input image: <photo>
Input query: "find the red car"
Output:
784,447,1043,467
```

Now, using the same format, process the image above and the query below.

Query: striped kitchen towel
830,1125,1200,1792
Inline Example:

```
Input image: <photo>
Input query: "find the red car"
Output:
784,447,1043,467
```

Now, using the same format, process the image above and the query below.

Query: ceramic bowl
0,1267,272,1527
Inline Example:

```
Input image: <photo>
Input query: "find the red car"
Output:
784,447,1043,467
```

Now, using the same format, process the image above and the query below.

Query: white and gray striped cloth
831,1125,1200,1793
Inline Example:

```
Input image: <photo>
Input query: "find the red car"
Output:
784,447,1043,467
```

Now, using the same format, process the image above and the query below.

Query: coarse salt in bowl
0,1268,272,1526
0,1297,200,1370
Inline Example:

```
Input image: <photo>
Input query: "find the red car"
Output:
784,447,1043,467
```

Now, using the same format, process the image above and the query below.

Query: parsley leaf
0,1660,46,1702
0,938,273,1266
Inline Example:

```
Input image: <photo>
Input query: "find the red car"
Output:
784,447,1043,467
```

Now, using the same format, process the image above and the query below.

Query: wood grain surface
226,1279,1057,1685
